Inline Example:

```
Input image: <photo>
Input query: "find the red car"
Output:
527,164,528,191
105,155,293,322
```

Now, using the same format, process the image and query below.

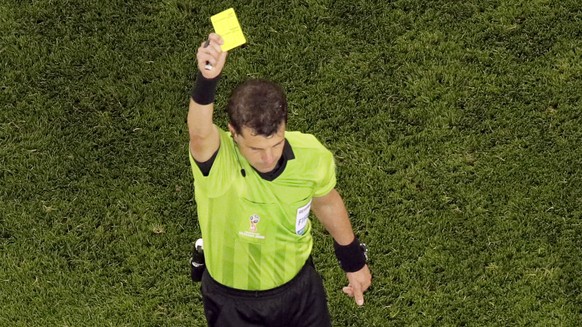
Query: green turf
2,0,581,325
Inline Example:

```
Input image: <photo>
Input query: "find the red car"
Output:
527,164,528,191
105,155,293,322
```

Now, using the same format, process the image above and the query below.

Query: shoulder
286,131,329,152
189,127,237,175
217,128,232,144
215,128,237,162
285,131,336,195
286,131,335,169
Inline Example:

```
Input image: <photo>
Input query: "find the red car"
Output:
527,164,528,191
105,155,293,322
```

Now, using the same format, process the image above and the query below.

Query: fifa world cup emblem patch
249,214,260,232
239,214,265,240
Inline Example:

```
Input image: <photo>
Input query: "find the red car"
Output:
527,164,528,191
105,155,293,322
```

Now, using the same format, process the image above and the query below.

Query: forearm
188,33,226,161
188,68,221,132
312,189,356,245
188,70,221,161
313,189,367,275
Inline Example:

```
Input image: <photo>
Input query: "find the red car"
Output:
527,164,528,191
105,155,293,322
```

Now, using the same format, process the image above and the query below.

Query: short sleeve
189,129,237,197
313,149,337,197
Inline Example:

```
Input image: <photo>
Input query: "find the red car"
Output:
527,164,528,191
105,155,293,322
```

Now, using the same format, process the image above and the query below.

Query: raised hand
197,33,228,79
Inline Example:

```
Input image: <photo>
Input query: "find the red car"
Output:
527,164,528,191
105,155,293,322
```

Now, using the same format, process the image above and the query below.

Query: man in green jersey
188,33,372,327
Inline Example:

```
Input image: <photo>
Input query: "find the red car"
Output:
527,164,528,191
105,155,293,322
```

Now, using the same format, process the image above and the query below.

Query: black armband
191,71,220,105
334,237,368,272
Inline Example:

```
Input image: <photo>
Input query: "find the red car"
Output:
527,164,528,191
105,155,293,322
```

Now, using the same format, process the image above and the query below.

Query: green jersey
189,128,336,290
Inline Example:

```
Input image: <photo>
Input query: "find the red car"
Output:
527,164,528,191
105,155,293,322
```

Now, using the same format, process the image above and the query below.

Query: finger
202,48,227,69
196,53,215,68
362,280,372,292
197,47,220,65
208,33,224,45
202,55,218,67
353,285,364,306
210,40,223,54
216,50,228,68
199,42,221,59
342,286,354,297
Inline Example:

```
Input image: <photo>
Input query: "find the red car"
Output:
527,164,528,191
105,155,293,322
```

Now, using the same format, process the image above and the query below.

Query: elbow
189,129,213,144
187,118,214,141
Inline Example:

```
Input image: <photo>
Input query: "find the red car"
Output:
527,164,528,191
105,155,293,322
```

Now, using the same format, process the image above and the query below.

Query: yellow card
211,8,246,52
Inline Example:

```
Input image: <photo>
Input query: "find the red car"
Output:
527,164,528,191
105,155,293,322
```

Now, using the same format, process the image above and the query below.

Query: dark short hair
227,79,288,136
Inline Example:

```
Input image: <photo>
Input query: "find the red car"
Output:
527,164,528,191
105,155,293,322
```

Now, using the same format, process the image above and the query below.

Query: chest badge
249,214,260,232
239,213,265,241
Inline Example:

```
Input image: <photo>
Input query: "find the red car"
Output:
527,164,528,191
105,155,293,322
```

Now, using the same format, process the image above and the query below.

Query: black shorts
200,259,332,327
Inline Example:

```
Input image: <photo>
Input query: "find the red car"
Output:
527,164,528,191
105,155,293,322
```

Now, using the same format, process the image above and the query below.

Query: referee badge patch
296,200,312,235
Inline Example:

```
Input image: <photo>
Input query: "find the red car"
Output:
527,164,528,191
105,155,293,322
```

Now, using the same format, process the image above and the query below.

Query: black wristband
191,71,220,105
334,237,367,272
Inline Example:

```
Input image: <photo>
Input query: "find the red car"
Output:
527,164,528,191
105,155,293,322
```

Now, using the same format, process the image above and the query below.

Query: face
229,124,286,173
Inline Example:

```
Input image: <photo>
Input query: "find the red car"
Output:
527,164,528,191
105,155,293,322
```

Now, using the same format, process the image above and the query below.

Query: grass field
2,0,582,326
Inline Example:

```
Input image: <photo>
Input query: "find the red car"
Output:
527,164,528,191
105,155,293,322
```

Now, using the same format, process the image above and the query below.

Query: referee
188,33,372,327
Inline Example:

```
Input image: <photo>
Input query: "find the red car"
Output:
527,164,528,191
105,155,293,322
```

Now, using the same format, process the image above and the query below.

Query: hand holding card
197,33,226,78
211,8,246,52
199,8,245,73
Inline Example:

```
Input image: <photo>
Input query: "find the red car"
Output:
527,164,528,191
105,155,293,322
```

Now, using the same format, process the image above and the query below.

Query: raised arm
188,33,228,162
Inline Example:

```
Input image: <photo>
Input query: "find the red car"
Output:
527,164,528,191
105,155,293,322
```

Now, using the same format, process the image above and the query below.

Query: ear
227,123,236,138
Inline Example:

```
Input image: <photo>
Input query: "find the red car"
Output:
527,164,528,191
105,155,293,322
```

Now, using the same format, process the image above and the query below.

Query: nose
262,149,274,165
